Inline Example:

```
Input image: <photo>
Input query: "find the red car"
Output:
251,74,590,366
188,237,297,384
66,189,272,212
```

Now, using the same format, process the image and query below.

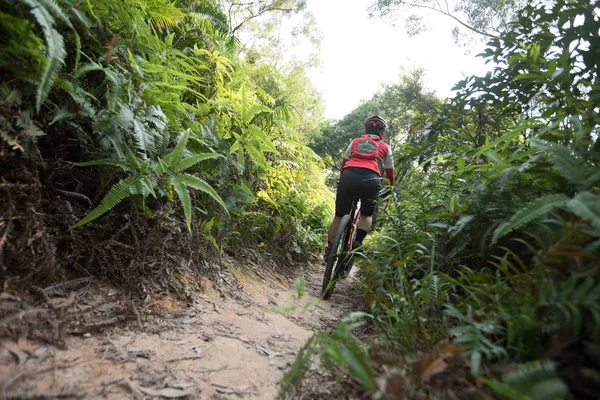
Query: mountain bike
321,196,361,300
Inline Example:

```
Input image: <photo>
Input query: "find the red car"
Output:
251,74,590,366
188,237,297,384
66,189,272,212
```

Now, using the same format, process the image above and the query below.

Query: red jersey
343,135,391,175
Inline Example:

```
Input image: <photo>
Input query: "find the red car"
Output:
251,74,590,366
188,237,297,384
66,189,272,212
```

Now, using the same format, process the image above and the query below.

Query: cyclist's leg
354,174,382,247
325,170,354,256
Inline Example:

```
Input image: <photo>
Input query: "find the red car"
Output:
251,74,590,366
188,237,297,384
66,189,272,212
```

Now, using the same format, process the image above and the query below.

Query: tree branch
231,1,297,34
396,0,500,39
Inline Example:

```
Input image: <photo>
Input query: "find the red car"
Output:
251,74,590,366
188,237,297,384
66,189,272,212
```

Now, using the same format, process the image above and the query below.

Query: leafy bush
290,0,600,397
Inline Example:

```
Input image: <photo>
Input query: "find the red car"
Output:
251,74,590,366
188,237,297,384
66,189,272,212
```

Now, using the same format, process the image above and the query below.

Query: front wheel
322,214,351,299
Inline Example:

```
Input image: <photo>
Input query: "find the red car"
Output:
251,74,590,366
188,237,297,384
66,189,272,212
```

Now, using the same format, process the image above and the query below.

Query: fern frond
72,158,133,171
533,220,590,271
71,176,139,229
185,0,230,35
492,194,570,243
567,191,600,230
38,0,73,28
23,0,67,111
172,176,192,232
143,0,184,30
176,153,224,171
539,275,600,334
449,215,474,239
503,360,568,400
132,118,155,156
164,130,190,167
532,139,595,186
178,173,228,214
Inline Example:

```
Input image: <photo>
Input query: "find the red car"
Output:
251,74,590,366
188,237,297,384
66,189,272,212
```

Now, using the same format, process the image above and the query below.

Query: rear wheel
322,214,351,299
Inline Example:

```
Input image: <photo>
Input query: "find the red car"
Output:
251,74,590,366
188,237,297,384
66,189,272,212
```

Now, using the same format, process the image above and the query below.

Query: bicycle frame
346,198,361,252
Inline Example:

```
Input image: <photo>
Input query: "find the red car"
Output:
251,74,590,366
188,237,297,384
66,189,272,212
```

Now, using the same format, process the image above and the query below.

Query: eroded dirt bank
0,264,363,399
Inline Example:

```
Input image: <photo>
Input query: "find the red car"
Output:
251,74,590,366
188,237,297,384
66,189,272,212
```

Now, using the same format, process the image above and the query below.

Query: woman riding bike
324,115,395,259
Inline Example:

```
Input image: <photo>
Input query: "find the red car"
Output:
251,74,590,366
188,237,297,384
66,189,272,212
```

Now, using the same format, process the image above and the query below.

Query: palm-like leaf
492,194,571,243
176,153,223,171
71,176,139,229
172,176,192,231
567,191,600,230
23,0,67,111
178,173,228,214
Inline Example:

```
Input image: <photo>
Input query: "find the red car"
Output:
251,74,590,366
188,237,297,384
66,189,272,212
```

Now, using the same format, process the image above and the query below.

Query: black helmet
364,115,387,136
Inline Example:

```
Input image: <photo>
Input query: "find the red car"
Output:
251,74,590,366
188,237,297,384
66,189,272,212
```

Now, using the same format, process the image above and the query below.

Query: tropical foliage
288,0,600,398
2,0,599,397
0,0,331,275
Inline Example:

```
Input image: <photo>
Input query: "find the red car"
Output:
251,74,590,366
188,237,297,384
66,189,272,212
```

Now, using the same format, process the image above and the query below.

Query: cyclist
324,115,395,259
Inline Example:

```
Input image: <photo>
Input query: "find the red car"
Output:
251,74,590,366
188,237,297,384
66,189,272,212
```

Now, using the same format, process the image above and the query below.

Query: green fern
22,0,68,111
71,176,140,229
184,0,230,36
38,0,73,28
138,0,184,30
480,360,568,400
532,139,596,187
157,130,229,231
279,312,376,398
178,173,227,210
176,153,223,171
172,177,192,231
444,305,506,374
492,194,571,243
538,274,600,334
567,191,600,231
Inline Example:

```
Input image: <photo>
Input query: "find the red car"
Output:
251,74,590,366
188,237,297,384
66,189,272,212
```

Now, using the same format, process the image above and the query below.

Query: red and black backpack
350,135,381,161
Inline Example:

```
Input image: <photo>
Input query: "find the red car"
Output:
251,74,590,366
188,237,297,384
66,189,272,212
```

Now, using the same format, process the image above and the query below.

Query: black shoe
323,243,332,263
340,254,354,279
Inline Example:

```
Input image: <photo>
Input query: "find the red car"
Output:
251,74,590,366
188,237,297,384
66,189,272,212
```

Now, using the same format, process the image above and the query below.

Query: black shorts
335,167,382,217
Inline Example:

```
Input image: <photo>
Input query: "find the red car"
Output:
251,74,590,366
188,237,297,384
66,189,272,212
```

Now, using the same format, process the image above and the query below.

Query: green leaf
178,173,229,215
172,176,192,232
72,158,132,171
567,192,600,230
514,73,542,80
164,130,190,167
479,376,530,400
23,0,66,111
242,104,272,125
71,176,138,229
492,194,571,243
532,139,593,185
176,153,223,171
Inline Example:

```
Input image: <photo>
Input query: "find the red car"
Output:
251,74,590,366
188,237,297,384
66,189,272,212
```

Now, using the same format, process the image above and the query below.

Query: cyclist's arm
340,142,352,175
383,150,394,186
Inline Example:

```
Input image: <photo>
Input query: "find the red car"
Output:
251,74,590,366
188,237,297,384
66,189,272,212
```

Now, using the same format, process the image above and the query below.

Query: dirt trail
0,265,363,399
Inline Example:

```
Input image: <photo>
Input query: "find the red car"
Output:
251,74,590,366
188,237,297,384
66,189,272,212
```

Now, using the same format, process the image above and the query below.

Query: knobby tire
322,214,351,299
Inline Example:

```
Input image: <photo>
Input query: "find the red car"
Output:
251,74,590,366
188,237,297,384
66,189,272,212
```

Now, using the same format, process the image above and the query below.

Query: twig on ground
122,378,144,400
31,286,56,309
82,315,128,330
212,383,258,396
130,301,143,330
43,278,93,296
167,355,203,363
56,189,92,206
0,219,12,264
184,366,242,374
4,388,85,399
